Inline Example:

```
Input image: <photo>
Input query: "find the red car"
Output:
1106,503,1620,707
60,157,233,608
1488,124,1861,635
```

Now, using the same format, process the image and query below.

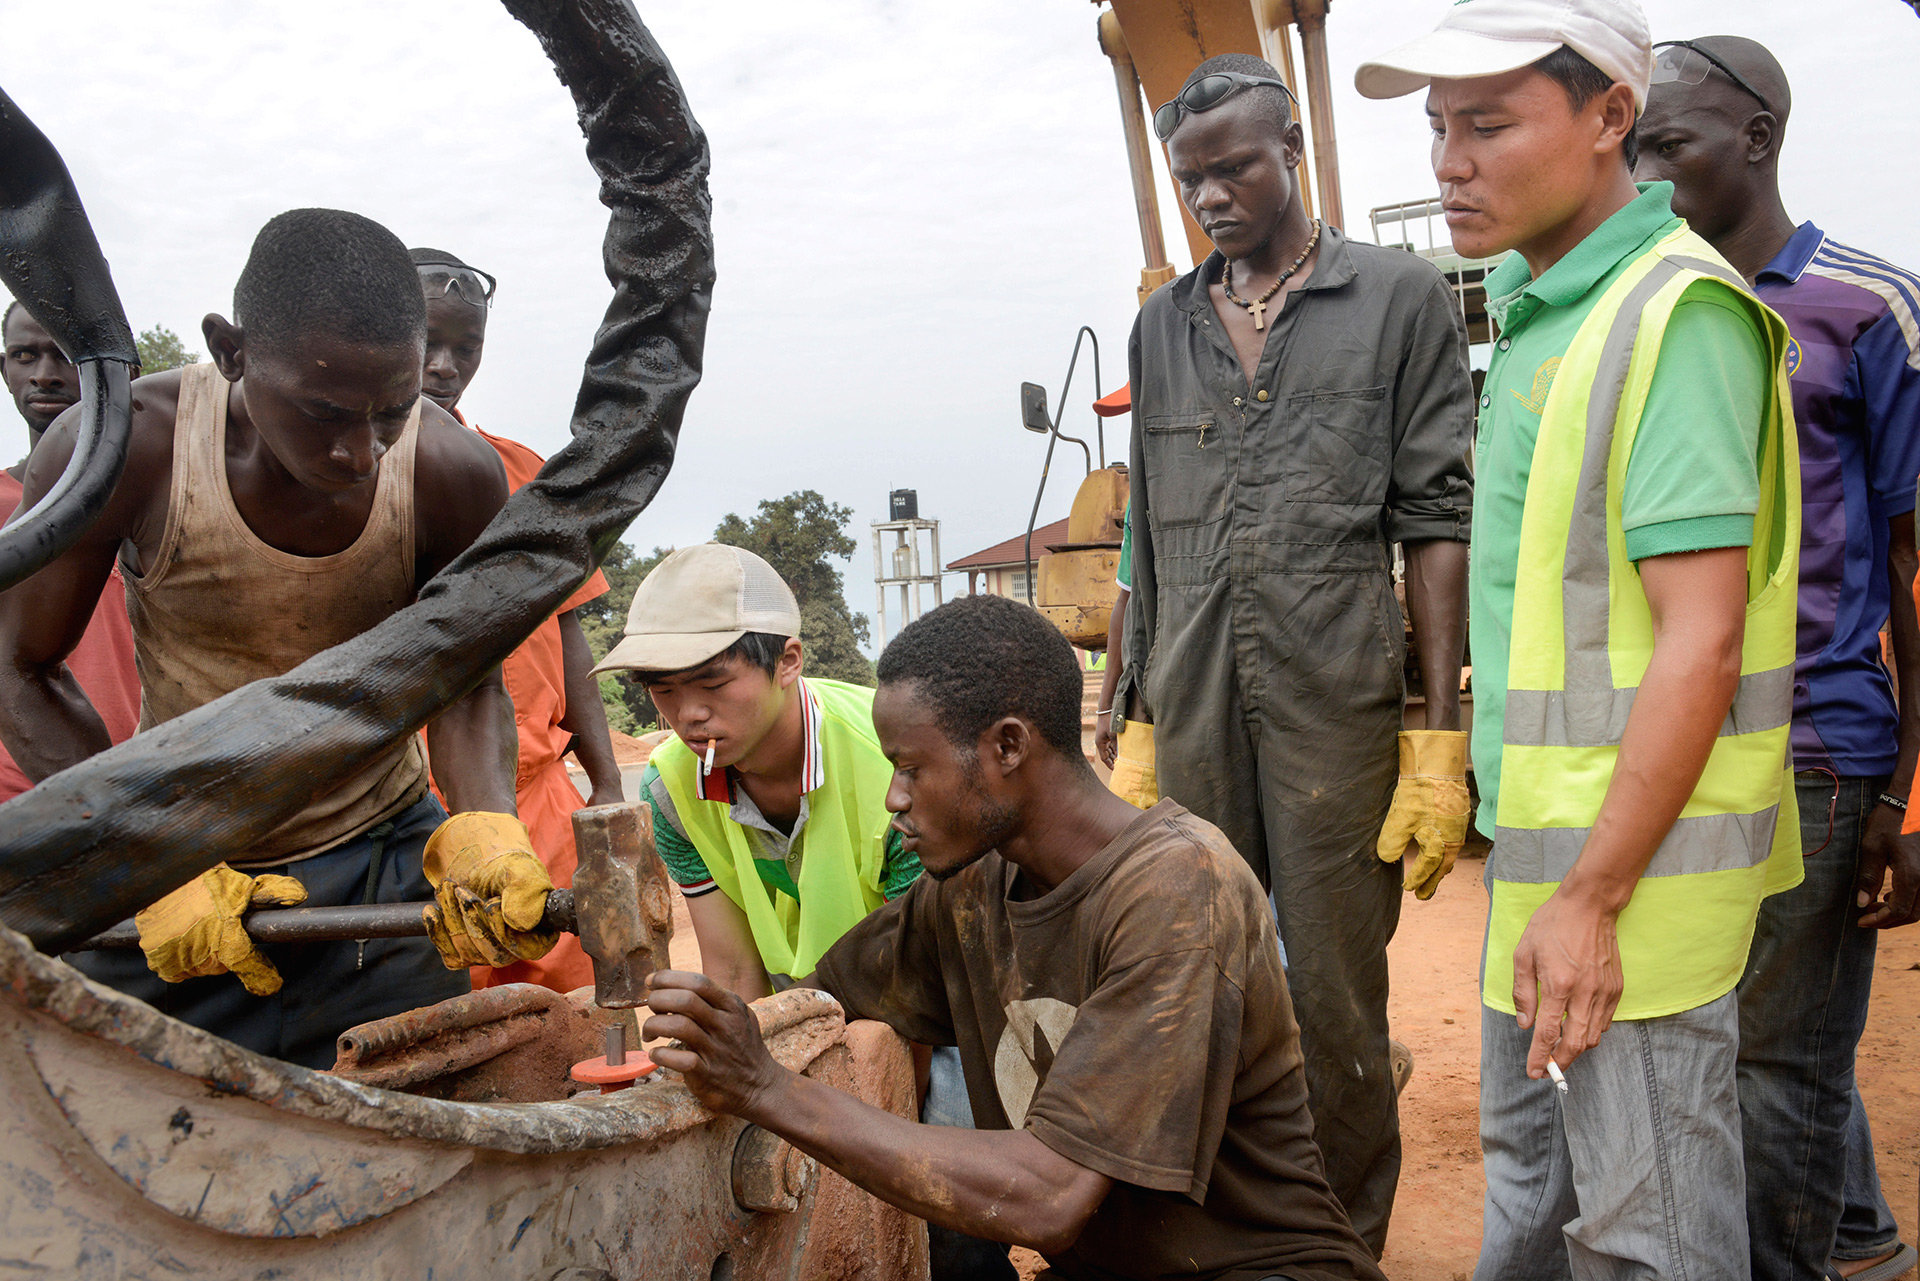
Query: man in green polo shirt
591,542,1013,1281
1358,1,1801,1277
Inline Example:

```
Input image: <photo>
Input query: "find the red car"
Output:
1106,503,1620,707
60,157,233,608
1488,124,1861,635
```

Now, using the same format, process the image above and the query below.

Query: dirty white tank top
124,363,428,866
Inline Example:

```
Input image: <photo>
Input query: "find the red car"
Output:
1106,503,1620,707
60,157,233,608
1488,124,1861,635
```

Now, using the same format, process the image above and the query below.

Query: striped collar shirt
1755,222,1920,774
691,677,827,804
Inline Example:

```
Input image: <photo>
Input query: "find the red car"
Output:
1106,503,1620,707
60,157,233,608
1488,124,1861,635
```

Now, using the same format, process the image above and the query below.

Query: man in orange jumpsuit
412,249,625,992
0,301,140,801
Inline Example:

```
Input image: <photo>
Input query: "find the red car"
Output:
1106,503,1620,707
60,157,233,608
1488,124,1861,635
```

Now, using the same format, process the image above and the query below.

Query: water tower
871,489,942,648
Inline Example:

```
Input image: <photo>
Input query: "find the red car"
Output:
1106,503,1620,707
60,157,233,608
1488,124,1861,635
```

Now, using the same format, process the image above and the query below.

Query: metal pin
1546,1060,1568,1094
605,1022,627,1067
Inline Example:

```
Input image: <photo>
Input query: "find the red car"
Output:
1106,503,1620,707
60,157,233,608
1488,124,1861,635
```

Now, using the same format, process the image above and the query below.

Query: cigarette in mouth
1545,1060,1568,1094
703,741,716,774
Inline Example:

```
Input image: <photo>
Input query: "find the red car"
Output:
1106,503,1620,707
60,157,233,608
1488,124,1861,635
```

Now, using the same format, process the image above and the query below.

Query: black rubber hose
0,0,714,953
0,86,138,591
0,360,133,591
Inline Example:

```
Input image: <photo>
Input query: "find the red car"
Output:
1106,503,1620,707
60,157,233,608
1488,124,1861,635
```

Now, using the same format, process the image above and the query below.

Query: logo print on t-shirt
993,998,1079,1127
1785,337,1802,376
1511,357,1561,415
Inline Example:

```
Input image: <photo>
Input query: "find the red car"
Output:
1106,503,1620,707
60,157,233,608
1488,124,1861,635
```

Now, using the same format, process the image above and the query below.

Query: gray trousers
1150,591,1404,1254
1475,990,1748,1281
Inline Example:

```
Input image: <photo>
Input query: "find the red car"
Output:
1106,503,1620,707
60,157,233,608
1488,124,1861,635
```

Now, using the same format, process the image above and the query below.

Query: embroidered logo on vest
1510,357,1561,415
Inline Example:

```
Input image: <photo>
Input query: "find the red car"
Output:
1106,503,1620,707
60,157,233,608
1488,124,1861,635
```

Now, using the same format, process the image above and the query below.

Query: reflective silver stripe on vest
1493,805,1780,884
1557,253,1754,691
1498,246,1788,886
1559,260,1689,689
1504,663,1794,747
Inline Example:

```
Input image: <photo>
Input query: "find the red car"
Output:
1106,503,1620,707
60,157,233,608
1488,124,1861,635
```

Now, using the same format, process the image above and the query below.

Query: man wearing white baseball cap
1359,4,1804,1279
593,542,1015,1281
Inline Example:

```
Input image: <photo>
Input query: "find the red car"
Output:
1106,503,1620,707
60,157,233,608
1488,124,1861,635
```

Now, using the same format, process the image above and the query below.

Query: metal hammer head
569,802,676,1009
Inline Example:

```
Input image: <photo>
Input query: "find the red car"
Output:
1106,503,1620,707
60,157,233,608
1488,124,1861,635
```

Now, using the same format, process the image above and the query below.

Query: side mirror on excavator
1020,381,1051,434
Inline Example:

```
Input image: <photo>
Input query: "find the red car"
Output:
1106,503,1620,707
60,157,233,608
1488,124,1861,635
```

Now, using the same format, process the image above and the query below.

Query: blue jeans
1476,990,1748,1280
69,793,468,1070
1835,1091,1902,1263
1738,773,1900,1278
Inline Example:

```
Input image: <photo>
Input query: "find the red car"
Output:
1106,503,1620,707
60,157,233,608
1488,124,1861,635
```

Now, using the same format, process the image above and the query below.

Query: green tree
135,325,198,374
577,540,672,734
584,490,877,733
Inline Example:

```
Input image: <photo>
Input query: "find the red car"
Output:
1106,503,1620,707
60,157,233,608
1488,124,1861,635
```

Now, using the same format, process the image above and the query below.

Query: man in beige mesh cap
594,543,924,997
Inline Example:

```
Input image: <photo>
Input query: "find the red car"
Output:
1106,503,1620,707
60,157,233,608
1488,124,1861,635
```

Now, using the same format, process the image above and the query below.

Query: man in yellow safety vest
1359,1,1801,1276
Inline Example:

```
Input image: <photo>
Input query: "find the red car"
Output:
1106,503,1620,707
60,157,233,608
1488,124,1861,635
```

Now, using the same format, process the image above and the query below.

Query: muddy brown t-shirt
814,800,1383,1281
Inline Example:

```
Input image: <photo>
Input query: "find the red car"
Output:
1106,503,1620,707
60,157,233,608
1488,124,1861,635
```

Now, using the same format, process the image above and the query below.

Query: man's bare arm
426,675,519,814
0,406,147,780
1858,511,1920,928
1511,545,1748,1075
558,608,624,806
644,971,1111,1254
1402,539,1468,730
1093,585,1129,768
684,892,774,1001
414,403,518,815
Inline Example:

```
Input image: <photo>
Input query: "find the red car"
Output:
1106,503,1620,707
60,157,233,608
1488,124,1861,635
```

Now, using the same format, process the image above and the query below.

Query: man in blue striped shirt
1638,36,1920,1281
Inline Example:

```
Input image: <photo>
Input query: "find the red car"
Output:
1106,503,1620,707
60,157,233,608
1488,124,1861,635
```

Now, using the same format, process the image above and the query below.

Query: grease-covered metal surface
1,922,864,1275
0,0,715,952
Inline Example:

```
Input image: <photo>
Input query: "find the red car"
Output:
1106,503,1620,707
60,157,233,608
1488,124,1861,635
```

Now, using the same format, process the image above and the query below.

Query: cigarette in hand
703,741,716,775
1546,1059,1568,1095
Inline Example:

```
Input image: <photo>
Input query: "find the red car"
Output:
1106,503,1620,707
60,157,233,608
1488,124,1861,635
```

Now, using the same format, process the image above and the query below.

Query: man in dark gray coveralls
1121,53,1474,1251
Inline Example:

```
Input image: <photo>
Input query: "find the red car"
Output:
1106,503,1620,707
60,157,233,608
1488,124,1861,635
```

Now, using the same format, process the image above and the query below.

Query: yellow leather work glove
421,812,558,969
135,864,309,997
1376,730,1471,900
1107,720,1160,809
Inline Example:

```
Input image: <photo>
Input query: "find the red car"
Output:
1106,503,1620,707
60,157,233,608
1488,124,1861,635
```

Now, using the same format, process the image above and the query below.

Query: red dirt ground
1012,852,1918,1279
1381,854,1917,1280
657,822,1915,1280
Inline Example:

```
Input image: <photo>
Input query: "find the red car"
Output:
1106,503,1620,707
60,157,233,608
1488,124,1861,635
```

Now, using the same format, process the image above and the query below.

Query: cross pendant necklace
1222,219,1322,331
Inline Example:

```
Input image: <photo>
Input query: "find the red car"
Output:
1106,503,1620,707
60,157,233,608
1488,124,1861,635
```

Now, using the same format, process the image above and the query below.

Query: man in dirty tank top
0,209,556,1070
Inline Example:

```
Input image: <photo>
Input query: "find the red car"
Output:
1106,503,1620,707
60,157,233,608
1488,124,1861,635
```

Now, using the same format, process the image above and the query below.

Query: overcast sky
5,0,1917,647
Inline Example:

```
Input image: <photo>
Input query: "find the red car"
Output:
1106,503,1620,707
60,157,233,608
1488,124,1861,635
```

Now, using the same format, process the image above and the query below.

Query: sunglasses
1153,72,1299,142
1651,41,1774,115
415,261,497,308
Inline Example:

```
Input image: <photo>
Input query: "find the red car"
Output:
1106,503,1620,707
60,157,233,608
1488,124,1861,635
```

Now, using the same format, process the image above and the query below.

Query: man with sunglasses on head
1637,38,1920,1281
1121,52,1474,1252
1359,2,1804,1275
408,248,625,995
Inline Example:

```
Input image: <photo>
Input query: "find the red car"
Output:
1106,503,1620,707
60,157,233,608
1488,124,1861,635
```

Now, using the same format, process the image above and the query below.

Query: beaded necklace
1221,219,1322,331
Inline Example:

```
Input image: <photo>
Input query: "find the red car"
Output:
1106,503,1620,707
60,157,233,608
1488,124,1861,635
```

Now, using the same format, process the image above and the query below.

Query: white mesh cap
736,552,797,621
1355,0,1653,112
590,542,802,676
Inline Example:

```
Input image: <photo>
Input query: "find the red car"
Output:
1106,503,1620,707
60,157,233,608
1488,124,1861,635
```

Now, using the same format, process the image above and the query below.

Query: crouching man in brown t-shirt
644,593,1383,1281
